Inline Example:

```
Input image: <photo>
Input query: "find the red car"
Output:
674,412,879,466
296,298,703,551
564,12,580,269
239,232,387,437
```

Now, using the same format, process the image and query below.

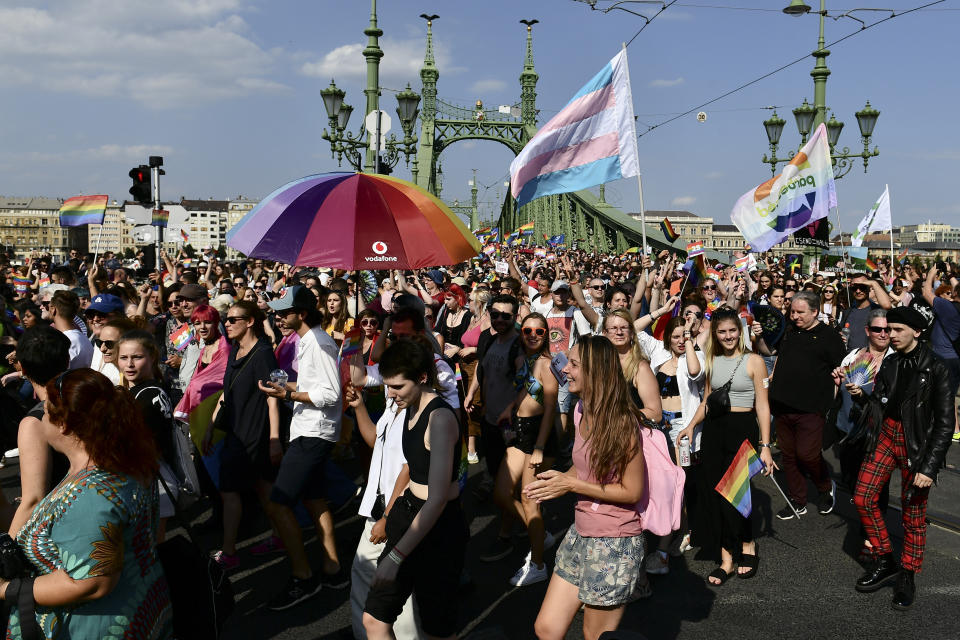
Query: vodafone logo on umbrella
368,240,397,262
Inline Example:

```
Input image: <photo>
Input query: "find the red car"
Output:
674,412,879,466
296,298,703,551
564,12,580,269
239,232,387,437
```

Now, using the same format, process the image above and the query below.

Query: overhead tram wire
635,0,947,138
626,0,679,48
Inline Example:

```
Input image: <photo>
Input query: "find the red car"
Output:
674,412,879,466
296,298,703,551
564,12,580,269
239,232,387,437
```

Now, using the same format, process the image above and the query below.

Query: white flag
851,185,891,247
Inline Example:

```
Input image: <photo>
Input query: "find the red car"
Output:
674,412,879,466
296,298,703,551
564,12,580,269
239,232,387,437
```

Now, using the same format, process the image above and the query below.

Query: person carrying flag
678,307,775,585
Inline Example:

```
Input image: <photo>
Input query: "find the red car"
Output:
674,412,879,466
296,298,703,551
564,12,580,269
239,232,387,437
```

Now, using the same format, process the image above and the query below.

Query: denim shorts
554,525,645,607
557,379,576,414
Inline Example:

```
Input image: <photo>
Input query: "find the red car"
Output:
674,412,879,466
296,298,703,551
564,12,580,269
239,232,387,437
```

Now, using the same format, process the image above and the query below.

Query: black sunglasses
490,311,514,321
223,315,249,325
94,338,117,349
868,326,890,334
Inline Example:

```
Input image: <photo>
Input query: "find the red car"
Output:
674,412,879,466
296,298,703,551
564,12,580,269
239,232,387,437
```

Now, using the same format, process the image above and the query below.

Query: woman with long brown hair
524,335,647,640
601,310,662,424
322,289,353,343
1,369,172,638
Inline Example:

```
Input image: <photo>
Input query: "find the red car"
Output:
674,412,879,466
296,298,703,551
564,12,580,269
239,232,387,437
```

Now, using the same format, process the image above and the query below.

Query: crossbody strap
719,354,746,389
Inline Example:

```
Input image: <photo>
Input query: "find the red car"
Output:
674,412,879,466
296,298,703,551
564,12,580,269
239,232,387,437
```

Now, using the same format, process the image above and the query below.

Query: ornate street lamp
761,0,880,178
319,3,423,174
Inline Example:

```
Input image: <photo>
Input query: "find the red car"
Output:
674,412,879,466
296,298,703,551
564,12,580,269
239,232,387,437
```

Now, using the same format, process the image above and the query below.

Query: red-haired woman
1,369,172,638
438,284,472,363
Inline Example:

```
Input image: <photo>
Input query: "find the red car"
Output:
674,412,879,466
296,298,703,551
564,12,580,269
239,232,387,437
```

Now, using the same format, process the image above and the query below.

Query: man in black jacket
848,306,954,610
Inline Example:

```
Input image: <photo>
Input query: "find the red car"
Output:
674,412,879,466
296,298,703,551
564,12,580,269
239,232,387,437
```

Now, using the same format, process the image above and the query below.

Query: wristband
285,388,292,401
759,443,772,448
388,550,404,565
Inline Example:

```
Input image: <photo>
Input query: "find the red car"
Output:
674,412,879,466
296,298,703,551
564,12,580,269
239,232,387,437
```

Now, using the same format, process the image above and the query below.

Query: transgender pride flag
510,48,639,207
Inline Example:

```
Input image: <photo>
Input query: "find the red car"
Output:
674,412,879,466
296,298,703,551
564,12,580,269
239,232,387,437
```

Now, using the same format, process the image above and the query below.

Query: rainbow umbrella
226,172,481,269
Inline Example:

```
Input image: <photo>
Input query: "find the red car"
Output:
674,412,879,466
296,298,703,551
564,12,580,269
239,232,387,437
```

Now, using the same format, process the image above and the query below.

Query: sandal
738,543,759,579
707,567,736,586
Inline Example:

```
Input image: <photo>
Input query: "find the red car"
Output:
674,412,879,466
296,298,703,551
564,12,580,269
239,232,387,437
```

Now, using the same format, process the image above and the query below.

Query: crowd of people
0,243,957,637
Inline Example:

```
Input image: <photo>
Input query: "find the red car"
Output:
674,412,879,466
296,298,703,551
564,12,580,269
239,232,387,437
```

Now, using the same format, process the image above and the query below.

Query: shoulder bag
706,355,745,418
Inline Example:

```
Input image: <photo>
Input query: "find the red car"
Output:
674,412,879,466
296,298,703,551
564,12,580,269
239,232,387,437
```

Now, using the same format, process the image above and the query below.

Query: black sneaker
479,536,514,562
266,574,322,611
818,479,837,515
320,566,350,589
776,502,808,520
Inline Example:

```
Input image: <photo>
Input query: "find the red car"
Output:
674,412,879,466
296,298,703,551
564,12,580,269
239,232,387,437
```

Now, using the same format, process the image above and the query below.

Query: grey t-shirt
482,336,517,424
844,303,879,350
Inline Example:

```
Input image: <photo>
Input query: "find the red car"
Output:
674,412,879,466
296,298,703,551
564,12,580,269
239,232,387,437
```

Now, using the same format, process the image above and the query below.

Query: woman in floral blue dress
1,368,173,639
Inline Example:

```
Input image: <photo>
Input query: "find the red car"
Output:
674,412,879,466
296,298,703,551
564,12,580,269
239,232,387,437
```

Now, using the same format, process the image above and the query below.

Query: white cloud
649,77,684,88
300,36,462,85
672,196,696,207
470,79,507,94
0,2,287,108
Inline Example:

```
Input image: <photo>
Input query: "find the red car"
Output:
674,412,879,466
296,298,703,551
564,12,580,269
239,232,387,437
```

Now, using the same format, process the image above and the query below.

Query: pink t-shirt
572,403,643,538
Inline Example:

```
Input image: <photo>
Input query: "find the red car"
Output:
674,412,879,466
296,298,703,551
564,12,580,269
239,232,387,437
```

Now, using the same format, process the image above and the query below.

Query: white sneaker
644,550,669,575
467,451,479,464
543,530,556,550
509,559,549,586
3,448,18,459
668,532,692,557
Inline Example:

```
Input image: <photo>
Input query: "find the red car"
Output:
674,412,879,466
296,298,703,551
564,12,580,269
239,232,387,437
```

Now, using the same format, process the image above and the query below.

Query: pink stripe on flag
512,132,620,189
539,84,616,135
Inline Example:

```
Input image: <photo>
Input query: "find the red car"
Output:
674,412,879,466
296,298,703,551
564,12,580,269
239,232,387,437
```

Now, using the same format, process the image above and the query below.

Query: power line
626,0,680,47
636,0,946,138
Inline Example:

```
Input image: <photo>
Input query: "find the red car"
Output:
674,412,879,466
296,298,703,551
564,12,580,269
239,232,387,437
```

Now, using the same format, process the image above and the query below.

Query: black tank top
656,370,680,398
402,396,459,486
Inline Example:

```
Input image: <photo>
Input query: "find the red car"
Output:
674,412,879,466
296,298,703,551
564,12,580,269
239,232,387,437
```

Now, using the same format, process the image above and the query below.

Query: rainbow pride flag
455,362,463,382
534,247,547,258
180,228,189,242
683,255,707,290
897,247,908,264
518,221,535,236
715,439,764,518
152,209,169,228
660,218,679,243
181,258,194,267
622,246,640,255
170,323,193,352
482,244,497,256
864,258,878,272
339,328,364,359
686,241,705,258
13,276,31,293
59,195,107,227
734,256,750,272
706,268,722,281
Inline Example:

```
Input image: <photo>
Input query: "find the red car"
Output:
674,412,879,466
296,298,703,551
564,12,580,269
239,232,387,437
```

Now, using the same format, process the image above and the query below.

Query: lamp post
319,0,422,174
761,0,880,178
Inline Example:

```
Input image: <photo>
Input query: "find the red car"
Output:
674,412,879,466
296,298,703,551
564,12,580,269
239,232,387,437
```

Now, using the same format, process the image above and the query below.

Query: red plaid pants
853,417,930,572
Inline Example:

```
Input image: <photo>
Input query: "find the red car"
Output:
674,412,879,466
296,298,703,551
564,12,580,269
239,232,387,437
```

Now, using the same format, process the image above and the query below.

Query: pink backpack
573,404,684,536
636,425,685,536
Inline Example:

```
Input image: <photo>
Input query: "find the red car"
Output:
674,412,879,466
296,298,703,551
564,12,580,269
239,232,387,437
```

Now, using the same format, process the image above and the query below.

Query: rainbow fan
843,350,882,387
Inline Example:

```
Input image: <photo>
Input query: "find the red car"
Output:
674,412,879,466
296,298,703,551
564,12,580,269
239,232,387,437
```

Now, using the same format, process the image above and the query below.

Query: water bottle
841,322,850,345
270,369,289,388
678,435,691,467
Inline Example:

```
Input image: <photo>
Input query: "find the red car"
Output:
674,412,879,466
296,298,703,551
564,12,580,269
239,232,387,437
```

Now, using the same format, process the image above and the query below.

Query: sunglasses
868,326,890,334
360,318,379,327
522,327,546,337
702,284,717,291
94,338,117,349
490,311,514,321
590,284,606,290
223,315,249,324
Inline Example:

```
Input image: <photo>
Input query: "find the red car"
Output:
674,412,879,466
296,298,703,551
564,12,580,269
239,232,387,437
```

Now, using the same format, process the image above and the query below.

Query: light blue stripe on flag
566,62,614,105
515,155,622,206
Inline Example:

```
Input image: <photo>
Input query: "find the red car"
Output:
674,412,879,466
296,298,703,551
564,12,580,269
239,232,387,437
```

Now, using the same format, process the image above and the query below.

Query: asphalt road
2,442,959,639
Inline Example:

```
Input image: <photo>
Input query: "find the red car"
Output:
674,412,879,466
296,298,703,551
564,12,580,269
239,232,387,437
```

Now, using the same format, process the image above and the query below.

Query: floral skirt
554,525,645,606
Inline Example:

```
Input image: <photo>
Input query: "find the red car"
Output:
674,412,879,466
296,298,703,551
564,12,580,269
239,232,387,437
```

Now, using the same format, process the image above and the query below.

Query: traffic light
128,165,152,206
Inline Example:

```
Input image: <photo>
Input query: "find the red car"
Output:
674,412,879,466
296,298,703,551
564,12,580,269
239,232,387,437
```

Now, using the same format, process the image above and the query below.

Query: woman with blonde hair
525,335,647,640
678,307,775,585
601,309,661,424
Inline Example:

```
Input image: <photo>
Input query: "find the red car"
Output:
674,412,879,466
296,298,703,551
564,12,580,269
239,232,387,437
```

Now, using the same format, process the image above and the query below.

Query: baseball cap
268,285,317,312
550,280,570,292
178,284,208,301
425,269,444,285
85,294,124,315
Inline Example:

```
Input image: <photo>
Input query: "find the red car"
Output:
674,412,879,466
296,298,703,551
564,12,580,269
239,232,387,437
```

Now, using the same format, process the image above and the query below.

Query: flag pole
767,473,801,520
833,204,851,303
92,223,104,266
621,42,648,260
886,184,895,282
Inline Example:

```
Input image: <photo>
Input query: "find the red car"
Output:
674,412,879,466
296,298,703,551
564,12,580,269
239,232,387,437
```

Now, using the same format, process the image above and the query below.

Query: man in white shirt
259,286,346,611
49,290,93,369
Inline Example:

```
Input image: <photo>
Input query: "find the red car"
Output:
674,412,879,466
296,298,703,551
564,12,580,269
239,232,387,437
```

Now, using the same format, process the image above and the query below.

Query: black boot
856,553,899,592
892,569,916,610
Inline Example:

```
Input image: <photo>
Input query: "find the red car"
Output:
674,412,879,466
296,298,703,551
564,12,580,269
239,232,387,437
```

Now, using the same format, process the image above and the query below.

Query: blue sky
0,0,956,233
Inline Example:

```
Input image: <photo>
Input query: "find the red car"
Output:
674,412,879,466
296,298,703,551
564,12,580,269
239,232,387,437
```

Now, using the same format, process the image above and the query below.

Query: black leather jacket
861,342,954,480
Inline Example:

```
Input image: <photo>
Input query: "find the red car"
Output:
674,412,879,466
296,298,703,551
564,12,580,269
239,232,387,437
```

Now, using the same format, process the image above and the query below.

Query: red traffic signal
128,165,152,206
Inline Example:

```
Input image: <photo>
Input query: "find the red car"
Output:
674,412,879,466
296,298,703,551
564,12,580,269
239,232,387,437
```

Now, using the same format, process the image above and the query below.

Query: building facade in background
225,196,258,259
0,197,88,260
633,209,799,256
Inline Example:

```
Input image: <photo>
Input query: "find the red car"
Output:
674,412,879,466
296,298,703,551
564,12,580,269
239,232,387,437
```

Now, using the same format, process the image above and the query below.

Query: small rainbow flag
518,221,535,236
546,252,557,261
864,258,878,272
180,229,189,242
735,256,750,272
475,226,491,236
152,209,169,228
482,245,497,256
170,323,194,352
13,276,31,293
683,254,707,289
706,268,722,281
715,439,764,518
686,241,705,258
59,195,107,227
897,248,908,264
181,258,194,267
454,363,463,382
339,328,364,359
622,246,640,255
534,247,547,258
660,218,679,243
38,277,50,289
